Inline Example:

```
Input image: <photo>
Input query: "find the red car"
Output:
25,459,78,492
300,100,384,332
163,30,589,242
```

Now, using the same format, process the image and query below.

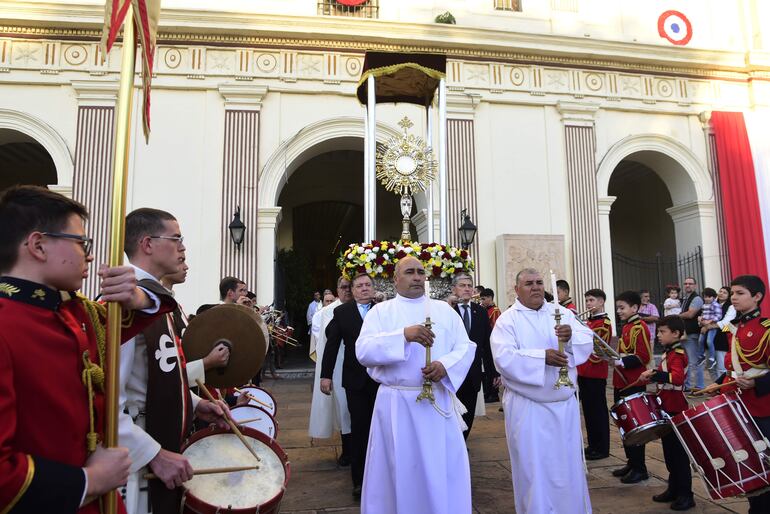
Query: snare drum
181,426,290,513
610,392,671,446
235,386,277,417
230,405,278,439
670,392,770,499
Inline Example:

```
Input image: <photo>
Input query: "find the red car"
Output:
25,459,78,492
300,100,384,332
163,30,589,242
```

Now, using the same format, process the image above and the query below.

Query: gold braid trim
76,295,107,453
356,62,446,89
78,294,106,366
0,455,35,514
735,330,770,368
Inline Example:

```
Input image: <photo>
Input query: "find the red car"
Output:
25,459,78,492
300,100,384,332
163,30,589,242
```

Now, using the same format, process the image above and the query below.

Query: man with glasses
0,186,177,514
118,208,230,514
679,277,704,391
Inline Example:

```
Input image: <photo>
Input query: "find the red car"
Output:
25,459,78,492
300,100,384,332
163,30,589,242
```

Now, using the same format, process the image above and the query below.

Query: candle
550,270,559,306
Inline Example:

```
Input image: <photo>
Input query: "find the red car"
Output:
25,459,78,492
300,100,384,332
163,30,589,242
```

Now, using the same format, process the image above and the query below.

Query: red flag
101,0,160,141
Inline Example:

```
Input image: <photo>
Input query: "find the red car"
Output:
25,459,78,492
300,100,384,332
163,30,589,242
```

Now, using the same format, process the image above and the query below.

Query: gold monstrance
376,116,438,242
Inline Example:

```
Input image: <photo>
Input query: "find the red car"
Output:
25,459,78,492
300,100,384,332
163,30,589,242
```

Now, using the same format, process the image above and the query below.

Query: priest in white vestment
491,268,595,514
356,256,476,514
309,278,352,445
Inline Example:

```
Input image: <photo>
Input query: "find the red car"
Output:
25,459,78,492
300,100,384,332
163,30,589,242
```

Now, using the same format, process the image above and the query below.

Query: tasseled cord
81,350,105,452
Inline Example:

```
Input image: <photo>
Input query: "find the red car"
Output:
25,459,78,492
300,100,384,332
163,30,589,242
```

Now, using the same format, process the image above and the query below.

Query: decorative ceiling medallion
376,116,437,196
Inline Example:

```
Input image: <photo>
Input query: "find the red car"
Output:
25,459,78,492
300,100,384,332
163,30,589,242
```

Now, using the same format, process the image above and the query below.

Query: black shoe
620,469,649,484
586,450,609,461
352,485,362,499
670,495,695,511
612,464,632,477
484,395,500,404
652,489,676,503
337,454,350,467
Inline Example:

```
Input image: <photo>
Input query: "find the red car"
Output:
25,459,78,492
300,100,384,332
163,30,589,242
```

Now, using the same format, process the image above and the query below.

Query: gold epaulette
603,318,612,326
675,348,686,354
761,319,770,328
722,324,731,333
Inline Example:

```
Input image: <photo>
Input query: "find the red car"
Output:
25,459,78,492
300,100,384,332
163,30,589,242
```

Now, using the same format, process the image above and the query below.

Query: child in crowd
664,286,682,316
697,287,722,370
639,316,695,511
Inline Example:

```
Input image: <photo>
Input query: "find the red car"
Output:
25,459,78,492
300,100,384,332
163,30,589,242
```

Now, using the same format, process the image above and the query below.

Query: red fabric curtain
712,111,770,316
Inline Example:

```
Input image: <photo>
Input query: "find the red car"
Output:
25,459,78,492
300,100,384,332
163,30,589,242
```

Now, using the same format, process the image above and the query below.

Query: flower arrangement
337,240,474,280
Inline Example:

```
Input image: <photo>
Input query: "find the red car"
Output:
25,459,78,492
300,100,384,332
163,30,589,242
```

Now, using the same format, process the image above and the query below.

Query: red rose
375,255,385,265
460,250,468,259
421,243,430,249
396,250,407,259
372,240,380,246
357,265,366,273
419,251,431,260
433,266,442,277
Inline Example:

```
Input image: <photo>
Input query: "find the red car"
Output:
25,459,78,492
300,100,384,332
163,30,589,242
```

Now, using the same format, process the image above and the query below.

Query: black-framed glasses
40,232,93,256
149,235,184,246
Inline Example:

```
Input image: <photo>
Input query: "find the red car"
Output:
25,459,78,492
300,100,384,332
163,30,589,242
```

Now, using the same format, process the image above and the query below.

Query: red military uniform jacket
650,343,689,414
0,276,174,514
577,313,612,379
486,305,502,329
722,309,770,418
613,314,652,389
560,298,578,314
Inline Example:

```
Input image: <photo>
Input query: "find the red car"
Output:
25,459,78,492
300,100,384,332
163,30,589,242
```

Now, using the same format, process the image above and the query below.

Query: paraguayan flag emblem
657,10,693,46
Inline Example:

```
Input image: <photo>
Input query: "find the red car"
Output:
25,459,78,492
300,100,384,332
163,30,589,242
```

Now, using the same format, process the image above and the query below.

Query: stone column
70,79,118,299
256,207,282,306
218,84,267,294
666,200,721,289
558,101,602,312
597,196,617,326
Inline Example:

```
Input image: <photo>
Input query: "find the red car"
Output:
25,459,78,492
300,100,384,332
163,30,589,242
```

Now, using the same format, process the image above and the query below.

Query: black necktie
462,304,471,334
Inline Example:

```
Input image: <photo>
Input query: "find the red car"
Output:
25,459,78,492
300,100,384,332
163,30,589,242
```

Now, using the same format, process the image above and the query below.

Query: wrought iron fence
494,0,521,10
612,246,704,309
318,0,379,18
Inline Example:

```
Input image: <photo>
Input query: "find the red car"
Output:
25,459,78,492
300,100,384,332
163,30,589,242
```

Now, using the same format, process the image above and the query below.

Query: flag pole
104,5,136,513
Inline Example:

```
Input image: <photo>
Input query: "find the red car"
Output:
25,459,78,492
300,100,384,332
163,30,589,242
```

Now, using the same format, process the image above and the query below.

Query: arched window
318,0,379,18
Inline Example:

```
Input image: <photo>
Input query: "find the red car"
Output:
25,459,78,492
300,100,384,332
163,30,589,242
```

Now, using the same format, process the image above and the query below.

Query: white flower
388,248,395,254
455,262,463,268
364,248,372,254
372,247,379,253
404,247,413,253
449,251,456,258
438,251,444,257
440,271,448,278
347,253,354,260
356,246,364,253
375,265,383,273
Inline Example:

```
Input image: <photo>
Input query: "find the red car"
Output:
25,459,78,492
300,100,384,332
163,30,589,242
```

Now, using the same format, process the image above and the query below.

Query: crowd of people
1,184,768,514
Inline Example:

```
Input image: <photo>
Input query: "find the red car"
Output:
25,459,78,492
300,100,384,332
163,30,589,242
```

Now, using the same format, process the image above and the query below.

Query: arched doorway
274,147,409,333
0,128,57,190
596,134,720,320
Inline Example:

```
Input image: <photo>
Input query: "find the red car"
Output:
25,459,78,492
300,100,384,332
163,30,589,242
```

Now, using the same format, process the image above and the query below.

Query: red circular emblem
336,0,368,5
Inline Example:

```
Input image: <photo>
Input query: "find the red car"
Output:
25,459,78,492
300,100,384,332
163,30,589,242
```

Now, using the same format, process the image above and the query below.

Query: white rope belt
659,383,683,391
730,368,769,380
383,384,468,431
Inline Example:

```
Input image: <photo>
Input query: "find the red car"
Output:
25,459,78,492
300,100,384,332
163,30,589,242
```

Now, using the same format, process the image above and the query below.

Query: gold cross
398,116,414,132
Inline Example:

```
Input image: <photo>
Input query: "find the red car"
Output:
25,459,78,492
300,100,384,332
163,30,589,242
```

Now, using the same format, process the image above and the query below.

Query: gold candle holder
553,307,574,389
416,316,436,403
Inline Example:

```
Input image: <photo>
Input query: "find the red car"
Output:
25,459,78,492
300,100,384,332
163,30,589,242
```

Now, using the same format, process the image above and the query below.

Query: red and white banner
101,0,161,140
712,112,770,316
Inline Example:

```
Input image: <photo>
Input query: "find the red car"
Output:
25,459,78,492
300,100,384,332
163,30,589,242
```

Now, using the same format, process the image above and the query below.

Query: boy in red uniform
556,279,578,313
577,288,612,460
702,275,770,514
639,316,695,511
0,186,175,513
612,290,653,483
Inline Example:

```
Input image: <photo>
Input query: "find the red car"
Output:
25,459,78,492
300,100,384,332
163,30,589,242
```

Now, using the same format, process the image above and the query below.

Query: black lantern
458,208,477,250
228,207,246,248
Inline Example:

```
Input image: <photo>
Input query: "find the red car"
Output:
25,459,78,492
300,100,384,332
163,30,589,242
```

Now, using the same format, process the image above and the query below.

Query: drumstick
234,416,264,424
143,465,258,480
691,382,736,396
234,387,273,410
619,378,645,393
196,379,261,462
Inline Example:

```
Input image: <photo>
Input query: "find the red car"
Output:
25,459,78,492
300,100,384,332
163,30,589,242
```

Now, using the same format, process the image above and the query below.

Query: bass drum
230,405,278,439
181,426,290,514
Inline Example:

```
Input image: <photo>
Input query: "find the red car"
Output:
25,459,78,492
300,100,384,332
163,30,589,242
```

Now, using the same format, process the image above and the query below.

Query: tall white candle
550,270,559,306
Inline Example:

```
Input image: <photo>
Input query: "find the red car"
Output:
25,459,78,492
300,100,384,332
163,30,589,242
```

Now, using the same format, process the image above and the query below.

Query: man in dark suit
452,273,500,439
320,273,378,499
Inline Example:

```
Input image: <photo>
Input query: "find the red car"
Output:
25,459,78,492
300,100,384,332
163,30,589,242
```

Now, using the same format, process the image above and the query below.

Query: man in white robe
308,278,352,457
356,256,476,514
491,268,595,514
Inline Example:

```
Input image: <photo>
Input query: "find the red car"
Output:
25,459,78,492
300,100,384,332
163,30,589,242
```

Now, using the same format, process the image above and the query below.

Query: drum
235,386,277,417
670,392,770,500
230,405,278,439
610,392,671,446
181,426,290,513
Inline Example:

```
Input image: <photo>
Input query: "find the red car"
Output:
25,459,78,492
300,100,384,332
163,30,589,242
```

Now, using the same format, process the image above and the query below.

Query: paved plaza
263,376,752,514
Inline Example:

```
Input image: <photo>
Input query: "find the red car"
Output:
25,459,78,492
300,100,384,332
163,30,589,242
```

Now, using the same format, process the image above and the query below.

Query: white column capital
699,110,713,132
597,196,617,216
666,200,715,223
218,84,268,111
446,92,479,120
71,79,119,107
257,207,282,228
556,100,600,127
